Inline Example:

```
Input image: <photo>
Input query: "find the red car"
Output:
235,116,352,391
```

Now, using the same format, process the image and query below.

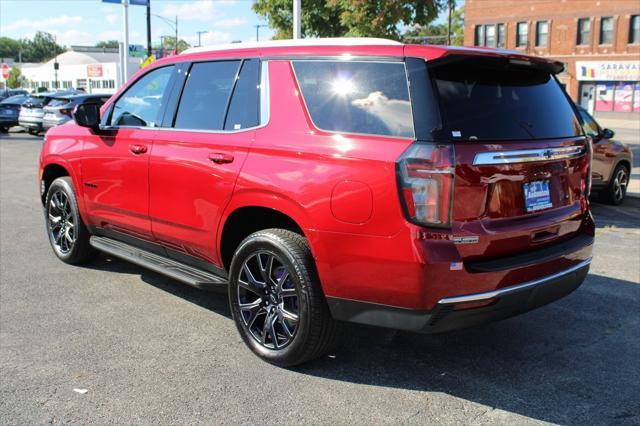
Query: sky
0,0,462,49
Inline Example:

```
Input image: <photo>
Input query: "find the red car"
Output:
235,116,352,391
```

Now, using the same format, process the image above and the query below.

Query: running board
89,236,228,290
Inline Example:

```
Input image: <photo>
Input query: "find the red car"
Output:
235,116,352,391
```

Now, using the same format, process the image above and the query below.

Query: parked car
43,94,111,131
40,39,594,366
0,94,28,132
577,107,633,205
20,91,78,135
0,88,28,102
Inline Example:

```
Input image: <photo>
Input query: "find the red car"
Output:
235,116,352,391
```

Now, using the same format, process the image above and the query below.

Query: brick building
464,0,640,115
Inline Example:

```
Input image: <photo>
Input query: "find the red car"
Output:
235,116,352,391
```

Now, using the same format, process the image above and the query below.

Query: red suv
40,39,594,366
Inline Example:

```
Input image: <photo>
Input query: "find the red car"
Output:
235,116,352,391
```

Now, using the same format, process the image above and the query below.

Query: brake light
397,142,455,227
59,108,73,117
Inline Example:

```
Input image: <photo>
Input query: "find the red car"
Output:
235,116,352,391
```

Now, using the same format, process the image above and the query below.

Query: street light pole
122,0,129,83
255,24,267,41
175,16,178,53
293,0,301,39
196,30,208,47
146,0,152,57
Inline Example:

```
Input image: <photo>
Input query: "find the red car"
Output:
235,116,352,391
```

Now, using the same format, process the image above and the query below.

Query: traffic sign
1,64,9,80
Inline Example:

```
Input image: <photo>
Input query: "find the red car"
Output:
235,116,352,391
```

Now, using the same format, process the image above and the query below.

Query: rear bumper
43,117,70,130
19,119,43,131
328,257,591,333
0,117,18,126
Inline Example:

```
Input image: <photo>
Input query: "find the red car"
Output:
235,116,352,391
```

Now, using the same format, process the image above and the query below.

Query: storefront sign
87,64,103,77
576,61,640,81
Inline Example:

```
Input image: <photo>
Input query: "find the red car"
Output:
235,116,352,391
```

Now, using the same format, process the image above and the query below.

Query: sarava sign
576,61,640,81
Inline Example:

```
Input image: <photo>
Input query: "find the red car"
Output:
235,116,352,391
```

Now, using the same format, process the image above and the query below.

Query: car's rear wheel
228,229,337,367
28,129,39,136
603,164,629,205
45,177,97,264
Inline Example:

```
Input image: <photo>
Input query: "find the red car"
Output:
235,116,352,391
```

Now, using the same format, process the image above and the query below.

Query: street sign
1,64,9,80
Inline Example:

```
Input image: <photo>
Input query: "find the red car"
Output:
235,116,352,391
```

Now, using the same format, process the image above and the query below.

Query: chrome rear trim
437,258,592,305
473,145,585,166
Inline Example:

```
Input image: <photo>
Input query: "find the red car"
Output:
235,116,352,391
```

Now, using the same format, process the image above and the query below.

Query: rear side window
174,61,240,130
292,61,414,138
224,59,260,130
429,56,582,140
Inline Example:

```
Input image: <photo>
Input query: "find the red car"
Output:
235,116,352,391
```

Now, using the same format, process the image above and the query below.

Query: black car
43,94,111,131
0,94,29,132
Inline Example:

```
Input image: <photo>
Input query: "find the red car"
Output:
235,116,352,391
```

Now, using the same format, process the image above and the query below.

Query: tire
228,229,337,367
602,163,629,205
0,126,8,133
45,177,97,264
28,129,38,136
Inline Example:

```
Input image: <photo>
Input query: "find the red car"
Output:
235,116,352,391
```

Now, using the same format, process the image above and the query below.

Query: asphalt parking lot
1,131,639,425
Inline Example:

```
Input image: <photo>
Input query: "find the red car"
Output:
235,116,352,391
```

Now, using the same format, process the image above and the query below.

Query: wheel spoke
239,299,262,329
49,213,62,225
257,253,275,285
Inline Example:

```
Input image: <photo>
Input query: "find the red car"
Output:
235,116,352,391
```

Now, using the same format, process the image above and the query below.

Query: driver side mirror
601,128,615,139
73,103,101,131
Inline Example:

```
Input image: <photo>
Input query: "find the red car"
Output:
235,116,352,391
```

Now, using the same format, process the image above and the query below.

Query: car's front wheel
228,229,337,367
45,177,97,264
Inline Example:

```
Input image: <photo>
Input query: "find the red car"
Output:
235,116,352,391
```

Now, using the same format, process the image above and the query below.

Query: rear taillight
59,108,73,117
397,142,455,227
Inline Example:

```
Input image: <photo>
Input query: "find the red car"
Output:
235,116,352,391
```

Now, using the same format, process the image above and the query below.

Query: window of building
630,15,640,44
292,60,414,138
497,23,505,48
474,25,485,46
485,24,496,47
90,80,100,89
173,61,240,131
536,21,549,47
600,16,614,44
517,22,528,47
577,18,591,45
111,65,174,127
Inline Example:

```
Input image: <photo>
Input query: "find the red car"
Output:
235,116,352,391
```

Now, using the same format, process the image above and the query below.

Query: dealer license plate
523,180,552,212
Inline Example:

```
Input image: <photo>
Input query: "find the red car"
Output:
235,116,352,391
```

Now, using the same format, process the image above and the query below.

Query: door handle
208,153,234,164
129,144,148,154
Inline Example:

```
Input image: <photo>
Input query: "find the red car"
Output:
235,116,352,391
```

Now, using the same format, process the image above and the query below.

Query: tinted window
579,109,600,137
111,65,174,127
174,61,240,130
292,61,413,138
429,56,581,141
48,99,70,107
224,59,260,130
24,96,47,108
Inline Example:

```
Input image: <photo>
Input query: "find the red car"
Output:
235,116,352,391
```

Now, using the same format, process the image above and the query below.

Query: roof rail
182,37,402,55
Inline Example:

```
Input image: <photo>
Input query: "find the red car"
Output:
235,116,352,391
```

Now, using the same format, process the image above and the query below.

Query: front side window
173,60,240,130
292,60,414,138
630,15,640,44
111,65,174,127
577,18,591,45
536,21,549,47
517,22,528,47
600,17,614,44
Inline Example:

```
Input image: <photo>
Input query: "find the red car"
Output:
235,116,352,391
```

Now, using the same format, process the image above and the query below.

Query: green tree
253,0,445,40
6,66,24,89
403,4,464,45
23,32,65,62
0,37,26,61
161,37,190,54
95,40,119,49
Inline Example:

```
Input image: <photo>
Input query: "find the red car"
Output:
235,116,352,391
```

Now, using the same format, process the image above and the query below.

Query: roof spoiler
428,50,564,75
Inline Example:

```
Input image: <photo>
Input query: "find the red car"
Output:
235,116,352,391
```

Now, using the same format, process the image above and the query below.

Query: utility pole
122,0,129,83
175,16,179,53
293,0,301,39
146,0,151,57
196,31,208,47
447,0,453,45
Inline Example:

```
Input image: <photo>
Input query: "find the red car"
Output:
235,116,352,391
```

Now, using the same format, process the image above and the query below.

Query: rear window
48,99,70,107
292,61,414,138
429,56,582,140
24,96,47,107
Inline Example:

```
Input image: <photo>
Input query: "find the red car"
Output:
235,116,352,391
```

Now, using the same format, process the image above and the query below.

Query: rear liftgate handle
208,153,234,164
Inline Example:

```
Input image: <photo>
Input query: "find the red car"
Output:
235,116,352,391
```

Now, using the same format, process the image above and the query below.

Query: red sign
87,64,103,77
1,64,9,80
